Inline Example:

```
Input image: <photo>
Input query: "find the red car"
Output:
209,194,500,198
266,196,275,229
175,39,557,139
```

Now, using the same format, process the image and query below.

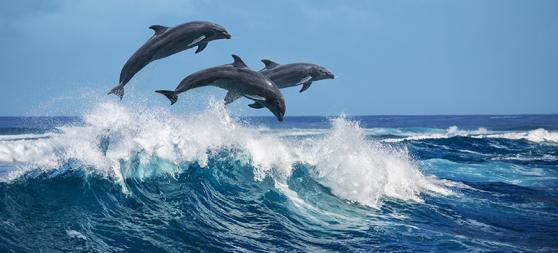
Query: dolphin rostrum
108,21,231,99
155,55,286,121
224,59,334,105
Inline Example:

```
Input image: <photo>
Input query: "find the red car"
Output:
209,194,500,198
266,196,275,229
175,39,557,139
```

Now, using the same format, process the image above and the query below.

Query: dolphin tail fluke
107,85,125,100
155,90,178,105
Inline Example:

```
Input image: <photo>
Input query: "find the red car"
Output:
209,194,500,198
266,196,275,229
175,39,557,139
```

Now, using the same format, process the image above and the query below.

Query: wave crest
384,126,558,143
303,117,451,207
0,102,449,207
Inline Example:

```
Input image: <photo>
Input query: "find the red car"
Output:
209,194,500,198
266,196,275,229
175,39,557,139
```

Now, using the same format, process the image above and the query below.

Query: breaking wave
1,103,556,251
383,126,558,143
0,101,449,207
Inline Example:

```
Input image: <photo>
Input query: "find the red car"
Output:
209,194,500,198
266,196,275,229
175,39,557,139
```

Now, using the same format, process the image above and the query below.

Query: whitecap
0,101,451,207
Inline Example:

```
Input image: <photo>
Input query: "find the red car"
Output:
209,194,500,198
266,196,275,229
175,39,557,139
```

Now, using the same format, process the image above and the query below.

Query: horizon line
1,113,558,118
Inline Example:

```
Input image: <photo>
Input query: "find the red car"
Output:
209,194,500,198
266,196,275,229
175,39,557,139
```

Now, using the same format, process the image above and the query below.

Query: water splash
0,101,449,206
301,117,451,207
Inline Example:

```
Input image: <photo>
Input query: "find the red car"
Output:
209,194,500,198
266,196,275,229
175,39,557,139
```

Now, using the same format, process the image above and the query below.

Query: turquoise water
1,102,557,252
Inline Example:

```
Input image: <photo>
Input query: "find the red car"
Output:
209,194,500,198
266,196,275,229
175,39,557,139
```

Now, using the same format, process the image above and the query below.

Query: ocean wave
383,126,558,143
484,129,558,143
0,133,54,141
492,154,558,163
0,101,450,208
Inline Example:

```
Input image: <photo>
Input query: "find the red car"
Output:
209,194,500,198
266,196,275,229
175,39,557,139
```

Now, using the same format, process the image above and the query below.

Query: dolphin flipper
195,42,208,54
299,81,312,93
188,35,206,47
248,102,264,109
224,90,242,105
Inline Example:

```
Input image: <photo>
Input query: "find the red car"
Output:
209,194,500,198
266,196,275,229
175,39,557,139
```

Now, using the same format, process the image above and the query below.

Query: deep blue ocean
1,102,557,252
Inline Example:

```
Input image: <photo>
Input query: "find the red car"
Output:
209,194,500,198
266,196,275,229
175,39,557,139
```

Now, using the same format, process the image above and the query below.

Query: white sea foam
66,229,87,240
483,128,558,143
0,133,54,141
383,126,558,143
299,118,451,207
383,126,489,142
0,101,450,207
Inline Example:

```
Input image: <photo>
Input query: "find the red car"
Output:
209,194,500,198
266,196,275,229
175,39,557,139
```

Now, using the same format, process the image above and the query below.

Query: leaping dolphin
108,21,231,99
259,60,335,92
155,55,286,121
224,59,334,105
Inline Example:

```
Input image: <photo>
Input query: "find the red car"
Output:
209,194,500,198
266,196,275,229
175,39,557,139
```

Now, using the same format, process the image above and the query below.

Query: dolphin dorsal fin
149,25,168,35
261,59,279,69
232,55,248,68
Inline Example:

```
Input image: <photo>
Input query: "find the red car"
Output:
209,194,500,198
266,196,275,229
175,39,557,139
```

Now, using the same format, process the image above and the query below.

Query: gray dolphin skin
224,59,334,106
259,60,335,92
155,55,286,121
108,21,231,99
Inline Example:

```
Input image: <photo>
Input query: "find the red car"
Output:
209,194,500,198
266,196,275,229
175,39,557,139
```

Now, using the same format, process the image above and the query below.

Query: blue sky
0,0,557,116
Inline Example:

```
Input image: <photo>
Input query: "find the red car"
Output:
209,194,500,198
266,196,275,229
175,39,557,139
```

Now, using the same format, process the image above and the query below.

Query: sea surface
0,102,557,252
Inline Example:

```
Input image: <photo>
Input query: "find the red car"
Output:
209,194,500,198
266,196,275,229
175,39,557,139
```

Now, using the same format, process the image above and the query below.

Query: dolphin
108,21,231,99
223,59,334,105
155,55,286,121
259,60,335,92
